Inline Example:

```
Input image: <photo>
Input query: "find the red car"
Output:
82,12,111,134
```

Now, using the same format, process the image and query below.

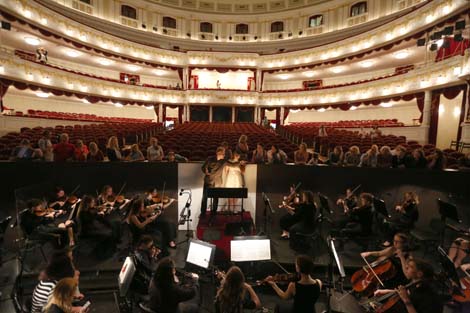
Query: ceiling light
127,65,141,72
359,60,375,68
385,33,393,40
303,71,316,77
453,107,461,117
97,58,113,66
442,5,451,14
330,67,345,73
436,39,444,47
439,106,445,114
425,15,434,23
318,108,326,112
40,18,47,25
65,50,80,58
114,102,123,108
349,106,358,111
454,67,461,75
82,99,90,104
153,69,166,76
394,50,410,59
23,10,32,18
278,74,290,80
0,65,4,73
36,92,49,98
145,105,154,110
24,37,40,46
380,102,393,108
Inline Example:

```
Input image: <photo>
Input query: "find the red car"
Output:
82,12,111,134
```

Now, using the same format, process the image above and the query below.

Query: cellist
372,258,442,313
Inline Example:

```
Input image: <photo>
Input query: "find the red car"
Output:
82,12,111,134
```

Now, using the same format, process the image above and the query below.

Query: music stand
373,197,390,218
437,246,460,287
326,237,346,313
438,199,460,223
230,236,271,262
207,188,248,212
258,193,275,236
185,239,216,270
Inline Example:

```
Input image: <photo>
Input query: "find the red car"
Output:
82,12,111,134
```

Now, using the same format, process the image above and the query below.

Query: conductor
200,147,226,217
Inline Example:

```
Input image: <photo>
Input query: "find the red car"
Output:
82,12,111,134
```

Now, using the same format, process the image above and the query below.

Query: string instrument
452,268,470,303
338,184,361,214
284,182,301,205
362,281,419,313
100,182,127,211
255,273,298,286
65,185,81,205
33,206,58,217
351,256,397,297
152,182,170,205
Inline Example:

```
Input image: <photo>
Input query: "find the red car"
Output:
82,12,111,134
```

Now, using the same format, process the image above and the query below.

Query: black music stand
207,188,248,213
373,197,390,219
438,199,460,223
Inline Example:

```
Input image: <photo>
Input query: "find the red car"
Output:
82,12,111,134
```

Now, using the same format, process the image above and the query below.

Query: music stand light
230,236,271,262
329,237,346,279
185,239,216,269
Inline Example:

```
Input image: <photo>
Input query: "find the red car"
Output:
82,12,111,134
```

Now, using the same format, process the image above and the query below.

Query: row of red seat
289,119,403,128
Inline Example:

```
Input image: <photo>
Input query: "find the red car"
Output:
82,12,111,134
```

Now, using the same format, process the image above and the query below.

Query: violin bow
116,182,127,198
347,184,362,199
361,255,385,288
69,184,81,196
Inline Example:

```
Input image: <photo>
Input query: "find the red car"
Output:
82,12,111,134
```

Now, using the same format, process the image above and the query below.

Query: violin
362,281,419,313
67,195,79,204
284,183,301,205
337,184,361,213
34,207,58,217
256,273,298,286
351,257,397,297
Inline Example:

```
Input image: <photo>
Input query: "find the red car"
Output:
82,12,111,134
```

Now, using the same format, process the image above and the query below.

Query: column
158,103,163,123
209,106,213,122
255,107,260,124
232,106,236,123
183,67,189,90
256,69,262,91
422,90,432,126
464,82,470,123
280,107,285,125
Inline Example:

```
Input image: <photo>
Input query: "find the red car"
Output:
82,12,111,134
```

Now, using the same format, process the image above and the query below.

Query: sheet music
186,242,213,268
231,239,271,262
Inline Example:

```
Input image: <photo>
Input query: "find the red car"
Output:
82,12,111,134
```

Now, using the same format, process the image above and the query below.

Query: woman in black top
149,258,199,313
288,191,317,250
43,278,88,313
215,266,260,313
279,185,301,239
383,192,419,246
340,193,374,237
411,149,427,168
267,255,321,313
128,199,163,252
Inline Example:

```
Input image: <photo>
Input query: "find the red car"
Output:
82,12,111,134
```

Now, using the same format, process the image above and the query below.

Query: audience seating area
154,122,298,161
288,119,404,128
5,110,154,124
0,122,162,160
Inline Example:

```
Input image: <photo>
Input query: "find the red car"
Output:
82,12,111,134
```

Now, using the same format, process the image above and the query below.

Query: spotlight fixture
242,36,246,40
201,34,205,39
215,35,219,40
254,36,258,40
288,32,292,37
229,36,232,40
163,29,167,34
142,24,146,29
278,33,283,39
186,33,191,37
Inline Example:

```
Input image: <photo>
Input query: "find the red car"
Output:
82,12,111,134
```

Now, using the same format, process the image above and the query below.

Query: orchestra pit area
1,0,470,313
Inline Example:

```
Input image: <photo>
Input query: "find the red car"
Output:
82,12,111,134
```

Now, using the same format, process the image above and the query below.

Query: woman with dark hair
340,192,374,237
267,145,287,164
427,149,446,170
215,266,260,313
328,146,343,166
288,191,317,250
235,135,249,161
411,149,427,168
294,143,310,165
382,192,419,246
251,143,266,164
128,199,163,252
149,258,199,313
266,255,321,313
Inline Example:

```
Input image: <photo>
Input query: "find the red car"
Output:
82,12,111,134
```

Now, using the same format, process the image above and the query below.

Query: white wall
285,100,420,125
436,92,463,149
3,89,157,120
193,69,254,90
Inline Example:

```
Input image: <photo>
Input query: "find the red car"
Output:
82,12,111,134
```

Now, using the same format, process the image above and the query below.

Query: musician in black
131,235,161,295
288,191,317,250
383,192,419,246
144,188,177,249
373,258,443,313
96,185,124,243
279,184,301,239
339,192,374,237
48,186,68,211
200,147,226,217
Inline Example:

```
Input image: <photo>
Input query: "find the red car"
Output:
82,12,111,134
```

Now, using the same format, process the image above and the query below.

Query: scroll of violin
279,183,301,214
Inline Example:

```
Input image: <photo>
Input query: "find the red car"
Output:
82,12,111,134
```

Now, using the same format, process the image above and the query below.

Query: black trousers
280,213,301,232
201,184,218,216
154,216,177,244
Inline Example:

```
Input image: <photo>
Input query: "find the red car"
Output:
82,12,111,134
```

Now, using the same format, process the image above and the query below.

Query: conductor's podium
196,212,255,261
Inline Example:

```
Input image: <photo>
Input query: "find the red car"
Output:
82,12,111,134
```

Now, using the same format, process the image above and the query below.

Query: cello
351,255,397,297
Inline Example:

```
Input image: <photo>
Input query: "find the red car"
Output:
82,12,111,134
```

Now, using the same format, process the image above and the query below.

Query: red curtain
283,108,290,122
456,84,468,143
436,37,470,61
415,92,425,123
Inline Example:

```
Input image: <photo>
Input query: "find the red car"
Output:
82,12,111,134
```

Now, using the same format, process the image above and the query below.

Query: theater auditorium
0,0,469,312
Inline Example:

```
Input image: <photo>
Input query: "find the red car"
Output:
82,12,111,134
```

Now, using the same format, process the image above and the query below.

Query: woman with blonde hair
43,278,88,313
294,143,310,165
235,134,249,161
343,146,360,167
106,136,122,161
377,146,393,168
215,266,260,313
127,144,145,162
359,144,378,167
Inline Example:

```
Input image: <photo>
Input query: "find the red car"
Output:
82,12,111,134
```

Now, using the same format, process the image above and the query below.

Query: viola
284,182,302,205
453,277,470,302
256,273,298,286
351,258,397,297
34,207,57,217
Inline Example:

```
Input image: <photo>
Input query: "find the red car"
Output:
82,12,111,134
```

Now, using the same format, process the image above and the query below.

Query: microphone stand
177,190,193,246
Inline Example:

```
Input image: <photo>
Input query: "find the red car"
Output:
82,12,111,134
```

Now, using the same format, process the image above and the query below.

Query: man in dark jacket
200,147,226,217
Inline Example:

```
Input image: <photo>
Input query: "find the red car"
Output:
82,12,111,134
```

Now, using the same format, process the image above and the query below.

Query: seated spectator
392,145,414,168
267,145,287,164
106,136,122,161
73,140,88,162
221,141,233,160
43,278,88,313
360,145,379,167
307,152,320,165
370,125,382,138
86,142,104,162
53,133,75,162
236,135,249,161
147,137,164,161
358,127,366,138
127,144,145,162
459,153,470,169
411,149,427,168
318,125,328,137
328,146,343,166
427,149,446,170
343,146,361,167
10,139,38,161
166,151,188,162
251,143,267,164
377,146,393,168
294,143,310,165
38,130,53,161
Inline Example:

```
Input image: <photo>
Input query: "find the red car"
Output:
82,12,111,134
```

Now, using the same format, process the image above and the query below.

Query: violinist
22,199,75,247
336,187,358,214
373,258,442,313
48,186,68,211
77,195,116,257
383,192,419,247
97,185,125,241
144,188,177,249
128,199,164,255
132,235,161,295
359,233,410,290
339,192,374,237
448,237,470,268
266,255,321,313
279,184,301,239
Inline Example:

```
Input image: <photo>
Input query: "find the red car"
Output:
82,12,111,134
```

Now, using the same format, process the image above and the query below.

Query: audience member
166,151,188,162
10,139,37,161
328,146,343,166
235,135,249,161
105,136,122,161
86,142,104,162
377,146,393,168
318,125,327,137
370,125,382,138
128,144,145,162
360,145,379,167
427,149,446,170
358,127,366,138
53,133,75,162
267,145,287,164
73,140,88,162
149,257,199,313
294,143,310,165
221,141,233,160
343,146,361,167
411,149,427,168
392,145,414,168
215,266,260,313
147,137,164,161
38,130,53,161
251,143,267,164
